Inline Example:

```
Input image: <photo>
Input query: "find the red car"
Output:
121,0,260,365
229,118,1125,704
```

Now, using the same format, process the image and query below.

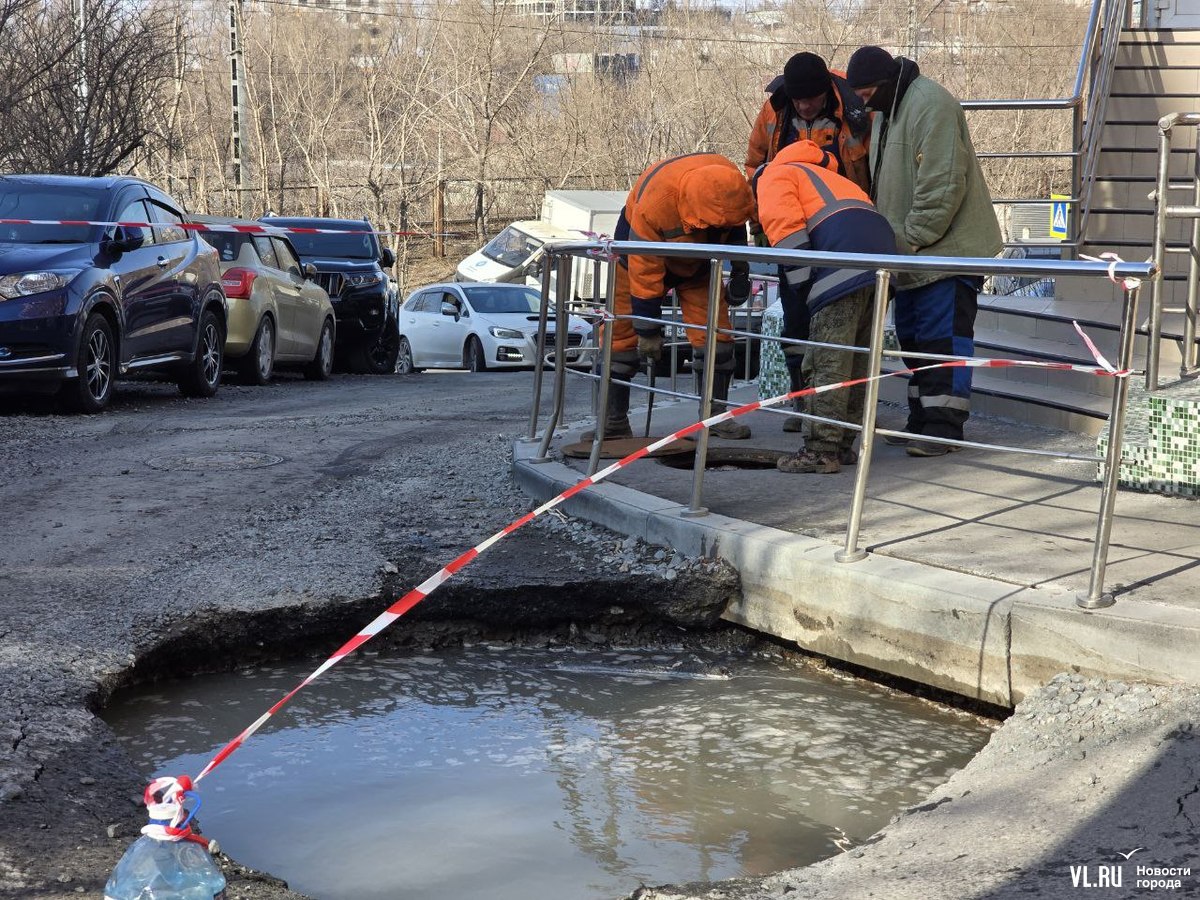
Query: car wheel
351,320,400,375
304,318,335,381
59,313,116,413
396,336,421,375
244,316,275,386
179,307,224,398
465,336,487,372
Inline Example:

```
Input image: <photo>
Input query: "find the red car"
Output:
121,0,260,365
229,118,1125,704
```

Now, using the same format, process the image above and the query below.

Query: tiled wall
1097,380,1200,499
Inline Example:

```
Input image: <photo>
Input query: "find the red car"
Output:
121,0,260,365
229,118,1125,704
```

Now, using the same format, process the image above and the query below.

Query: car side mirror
108,225,145,254
304,262,319,280
380,247,396,268
440,301,460,320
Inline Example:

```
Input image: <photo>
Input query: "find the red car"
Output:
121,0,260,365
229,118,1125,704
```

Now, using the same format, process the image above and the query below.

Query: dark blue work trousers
892,276,980,441
777,265,811,373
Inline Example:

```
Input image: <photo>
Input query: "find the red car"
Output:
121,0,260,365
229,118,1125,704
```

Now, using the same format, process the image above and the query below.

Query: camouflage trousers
800,286,875,453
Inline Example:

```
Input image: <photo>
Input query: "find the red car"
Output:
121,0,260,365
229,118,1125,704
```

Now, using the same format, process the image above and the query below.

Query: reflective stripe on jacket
745,71,873,194
622,153,753,328
757,141,896,315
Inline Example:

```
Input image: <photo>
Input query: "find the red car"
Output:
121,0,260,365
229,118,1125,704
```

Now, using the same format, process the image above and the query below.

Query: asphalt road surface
0,369,737,898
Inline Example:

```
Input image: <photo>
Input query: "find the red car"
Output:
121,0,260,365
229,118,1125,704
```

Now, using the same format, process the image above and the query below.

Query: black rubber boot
783,366,805,433
583,351,637,440
694,345,751,440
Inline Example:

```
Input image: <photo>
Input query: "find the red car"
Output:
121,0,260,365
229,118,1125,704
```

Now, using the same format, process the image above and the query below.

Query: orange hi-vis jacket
619,152,755,334
756,140,896,315
745,70,872,194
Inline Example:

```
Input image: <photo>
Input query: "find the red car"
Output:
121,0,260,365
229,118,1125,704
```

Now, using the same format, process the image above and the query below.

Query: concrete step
973,326,1111,399
1112,65,1200,95
1100,121,1198,149
1093,146,1194,179
878,361,1110,435
1103,96,1200,124
1116,37,1200,68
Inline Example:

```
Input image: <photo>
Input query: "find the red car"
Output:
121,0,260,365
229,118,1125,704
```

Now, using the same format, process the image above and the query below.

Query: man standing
589,152,756,442
756,140,897,474
747,52,872,430
846,45,1002,457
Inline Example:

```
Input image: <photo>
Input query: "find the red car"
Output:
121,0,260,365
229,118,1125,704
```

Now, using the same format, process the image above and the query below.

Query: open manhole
561,436,695,460
145,451,286,472
656,446,787,470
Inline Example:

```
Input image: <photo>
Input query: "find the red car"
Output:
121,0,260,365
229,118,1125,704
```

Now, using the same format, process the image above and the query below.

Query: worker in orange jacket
747,53,873,426
591,152,756,442
746,53,872,195
756,140,896,473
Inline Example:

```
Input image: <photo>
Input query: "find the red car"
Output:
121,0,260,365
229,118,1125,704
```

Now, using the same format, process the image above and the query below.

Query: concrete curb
513,438,1200,707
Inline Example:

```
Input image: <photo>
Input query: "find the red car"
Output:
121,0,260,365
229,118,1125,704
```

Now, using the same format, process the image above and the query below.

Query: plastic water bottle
105,775,226,900
104,833,226,900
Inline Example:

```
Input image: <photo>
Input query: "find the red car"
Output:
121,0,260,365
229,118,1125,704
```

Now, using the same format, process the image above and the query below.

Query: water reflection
104,645,993,900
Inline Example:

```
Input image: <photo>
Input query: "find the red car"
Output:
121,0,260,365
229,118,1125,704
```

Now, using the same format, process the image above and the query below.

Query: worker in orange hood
755,139,896,473
590,153,757,442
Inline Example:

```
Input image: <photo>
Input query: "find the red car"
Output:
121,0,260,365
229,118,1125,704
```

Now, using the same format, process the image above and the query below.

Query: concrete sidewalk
514,384,1200,707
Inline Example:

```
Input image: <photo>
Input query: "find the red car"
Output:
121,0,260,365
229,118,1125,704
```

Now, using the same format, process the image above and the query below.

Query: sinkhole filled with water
104,643,995,900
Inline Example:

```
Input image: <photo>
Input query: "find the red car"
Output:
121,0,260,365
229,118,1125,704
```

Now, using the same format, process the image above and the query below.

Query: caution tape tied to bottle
187,342,1128,786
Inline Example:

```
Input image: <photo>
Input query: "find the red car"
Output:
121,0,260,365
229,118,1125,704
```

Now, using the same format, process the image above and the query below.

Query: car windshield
464,286,542,314
279,226,379,261
0,184,105,244
480,226,543,268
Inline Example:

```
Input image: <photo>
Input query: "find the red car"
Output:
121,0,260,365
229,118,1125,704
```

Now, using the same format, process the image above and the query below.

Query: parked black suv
259,216,399,374
0,175,227,412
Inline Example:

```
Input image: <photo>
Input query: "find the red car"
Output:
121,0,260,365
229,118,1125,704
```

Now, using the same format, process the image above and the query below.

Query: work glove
727,262,752,307
636,332,663,362
753,230,770,249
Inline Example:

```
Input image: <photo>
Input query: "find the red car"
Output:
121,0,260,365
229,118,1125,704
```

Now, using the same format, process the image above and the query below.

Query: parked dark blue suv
260,217,399,374
0,175,227,412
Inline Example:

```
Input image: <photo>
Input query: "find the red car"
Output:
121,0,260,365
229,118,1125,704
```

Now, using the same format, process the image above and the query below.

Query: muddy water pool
104,644,994,899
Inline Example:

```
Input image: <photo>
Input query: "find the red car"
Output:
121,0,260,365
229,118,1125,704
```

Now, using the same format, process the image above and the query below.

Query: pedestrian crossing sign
1049,194,1069,240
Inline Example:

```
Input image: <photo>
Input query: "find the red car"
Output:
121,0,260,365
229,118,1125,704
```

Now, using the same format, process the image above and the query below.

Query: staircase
967,27,1200,437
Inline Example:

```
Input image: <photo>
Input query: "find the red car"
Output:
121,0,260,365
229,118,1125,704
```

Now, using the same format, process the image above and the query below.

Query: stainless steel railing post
836,269,891,563
587,256,619,476
1185,147,1200,373
1147,120,1172,390
1078,280,1142,609
526,256,554,442
591,256,603,413
681,259,721,518
534,253,573,462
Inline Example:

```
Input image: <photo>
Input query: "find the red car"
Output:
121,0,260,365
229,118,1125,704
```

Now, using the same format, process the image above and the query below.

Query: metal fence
525,240,1154,610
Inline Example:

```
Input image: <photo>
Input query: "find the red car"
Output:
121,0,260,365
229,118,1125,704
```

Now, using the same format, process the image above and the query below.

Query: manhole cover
561,436,695,460
145,451,286,472
656,446,787,471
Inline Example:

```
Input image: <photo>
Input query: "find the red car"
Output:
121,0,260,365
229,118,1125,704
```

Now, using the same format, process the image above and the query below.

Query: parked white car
397,282,594,373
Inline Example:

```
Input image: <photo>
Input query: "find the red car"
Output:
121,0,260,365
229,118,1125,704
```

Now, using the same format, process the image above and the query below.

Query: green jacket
869,74,1002,289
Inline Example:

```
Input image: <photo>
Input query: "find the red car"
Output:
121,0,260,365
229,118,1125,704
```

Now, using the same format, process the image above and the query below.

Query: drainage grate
656,447,787,471
145,451,286,472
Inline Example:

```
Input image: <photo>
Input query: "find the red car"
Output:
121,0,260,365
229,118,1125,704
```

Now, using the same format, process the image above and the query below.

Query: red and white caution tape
0,217,471,238
188,346,1128,786
1079,251,1145,292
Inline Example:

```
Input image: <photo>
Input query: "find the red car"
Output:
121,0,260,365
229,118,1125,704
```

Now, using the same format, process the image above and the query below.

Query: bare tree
3,0,179,175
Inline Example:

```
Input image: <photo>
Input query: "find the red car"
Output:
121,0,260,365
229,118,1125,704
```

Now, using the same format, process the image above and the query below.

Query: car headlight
344,272,383,288
0,270,79,300
489,326,525,339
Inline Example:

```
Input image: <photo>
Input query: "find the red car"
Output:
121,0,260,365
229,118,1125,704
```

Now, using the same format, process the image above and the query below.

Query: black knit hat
783,52,832,100
846,46,897,89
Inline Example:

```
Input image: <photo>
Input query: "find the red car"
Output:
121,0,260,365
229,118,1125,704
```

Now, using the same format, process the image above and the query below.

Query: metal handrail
527,239,1153,610
959,0,1124,250
1146,111,1200,389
